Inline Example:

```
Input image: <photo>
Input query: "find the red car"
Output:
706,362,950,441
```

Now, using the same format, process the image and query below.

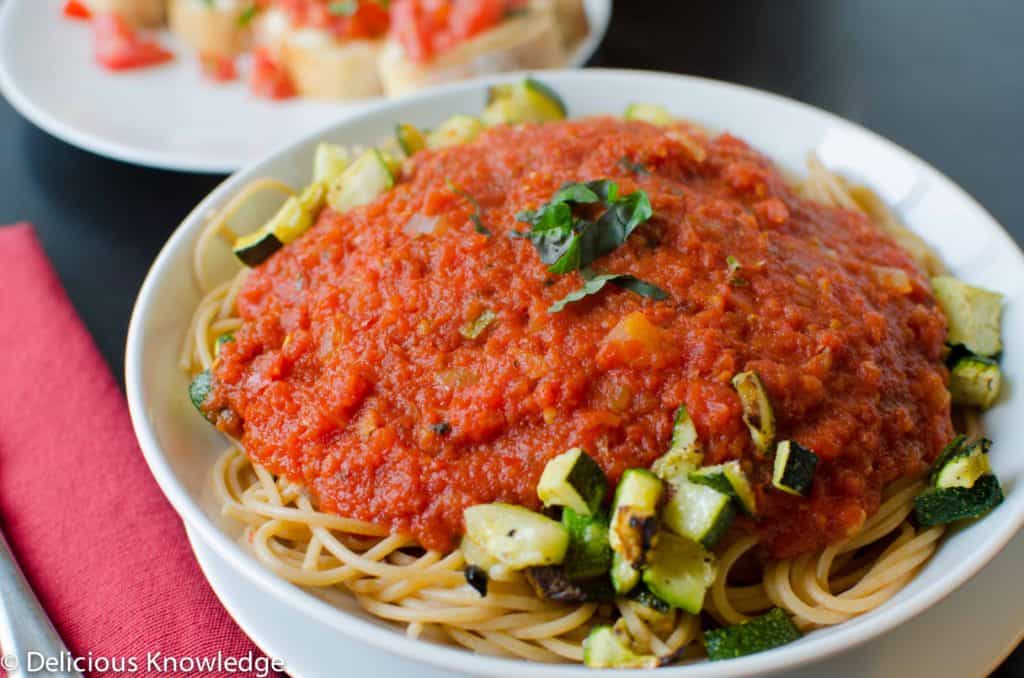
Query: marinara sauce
207,118,952,557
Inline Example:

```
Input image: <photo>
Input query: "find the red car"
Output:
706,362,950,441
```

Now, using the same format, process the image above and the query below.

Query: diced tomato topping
63,0,92,20
277,0,391,40
250,47,297,100
201,53,238,82
390,0,509,63
92,13,173,71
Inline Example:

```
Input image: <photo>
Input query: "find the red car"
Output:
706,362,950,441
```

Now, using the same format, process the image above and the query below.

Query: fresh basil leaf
237,4,259,26
547,237,581,274
447,180,491,236
328,0,358,16
550,182,601,206
618,156,650,175
549,273,669,313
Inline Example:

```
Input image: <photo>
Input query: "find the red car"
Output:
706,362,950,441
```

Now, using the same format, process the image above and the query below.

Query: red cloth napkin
0,224,273,677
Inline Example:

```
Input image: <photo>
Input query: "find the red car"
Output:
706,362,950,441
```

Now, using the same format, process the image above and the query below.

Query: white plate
187,525,1024,678
126,70,1024,677
0,0,611,173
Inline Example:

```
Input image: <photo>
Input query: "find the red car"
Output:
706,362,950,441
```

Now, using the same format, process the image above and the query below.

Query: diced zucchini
931,276,1003,357
927,435,968,486
704,608,802,661
426,115,484,149
214,332,234,356
624,103,673,126
661,479,735,549
459,309,496,340
949,355,1002,409
771,441,819,497
188,370,213,419
628,583,672,614
524,565,615,602
327,149,395,213
313,142,350,185
651,405,704,481
732,371,776,455
460,535,499,571
537,447,607,516
611,551,640,594
395,123,427,157
688,461,757,516
463,503,569,569
482,78,567,126
641,532,716,614
562,507,613,580
232,230,282,267
932,438,992,489
583,625,658,669
609,469,664,590
913,474,1004,527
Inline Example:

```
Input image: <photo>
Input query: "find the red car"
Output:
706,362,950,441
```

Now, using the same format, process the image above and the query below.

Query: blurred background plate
0,0,611,174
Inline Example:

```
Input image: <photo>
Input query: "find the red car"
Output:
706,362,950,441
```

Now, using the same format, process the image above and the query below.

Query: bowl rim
125,68,1024,677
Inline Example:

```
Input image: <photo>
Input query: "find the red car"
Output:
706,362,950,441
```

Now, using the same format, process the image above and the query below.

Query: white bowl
126,69,1024,677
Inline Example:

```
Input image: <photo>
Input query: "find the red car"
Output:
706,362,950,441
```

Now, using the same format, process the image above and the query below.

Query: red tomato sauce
207,118,953,558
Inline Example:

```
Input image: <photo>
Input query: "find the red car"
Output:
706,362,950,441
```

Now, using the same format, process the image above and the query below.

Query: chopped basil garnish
618,156,650,175
237,4,260,26
726,255,748,286
429,422,452,436
328,0,358,15
447,180,491,236
549,272,668,313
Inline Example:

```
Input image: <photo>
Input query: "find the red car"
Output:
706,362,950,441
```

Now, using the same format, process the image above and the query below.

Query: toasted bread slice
168,0,251,58
378,0,566,98
86,0,166,27
555,0,589,47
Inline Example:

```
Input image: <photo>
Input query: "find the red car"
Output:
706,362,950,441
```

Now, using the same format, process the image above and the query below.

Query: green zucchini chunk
232,229,282,267
623,103,673,126
561,507,613,580
661,478,735,549
426,115,484,149
704,608,802,661
627,583,672,613
732,371,776,455
583,625,658,669
537,447,607,516
914,474,1004,527
771,441,819,496
214,332,235,356
524,565,614,603
395,122,427,157
931,276,1003,357
934,438,992,489
611,551,640,595
233,182,326,266
188,370,213,415
641,532,717,614
609,469,664,593
327,148,395,213
313,142,350,185
688,460,757,516
462,503,569,569
482,78,567,126
949,355,1001,409
651,405,704,481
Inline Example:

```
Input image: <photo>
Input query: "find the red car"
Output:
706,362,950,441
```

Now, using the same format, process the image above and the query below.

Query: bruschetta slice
168,0,257,59
379,0,566,98
85,0,167,27
554,0,588,47
253,1,388,100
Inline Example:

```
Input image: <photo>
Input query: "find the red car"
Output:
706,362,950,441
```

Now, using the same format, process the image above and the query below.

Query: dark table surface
1,0,1020,674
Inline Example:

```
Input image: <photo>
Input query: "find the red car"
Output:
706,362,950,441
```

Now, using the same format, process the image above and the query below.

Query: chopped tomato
277,0,391,40
250,47,297,100
201,53,238,82
390,0,508,63
92,13,173,71
63,0,92,20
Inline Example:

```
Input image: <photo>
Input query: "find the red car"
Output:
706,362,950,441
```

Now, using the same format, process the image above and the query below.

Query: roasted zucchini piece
232,230,282,267
688,460,757,516
732,371,776,455
482,78,567,126
524,565,614,603
233,183,326,266
561,507,613,580
931,276,1003,357
913,474,1004,527
214,332,234,356
460,534,500,571
932,438,992,490
462,503,569,569
609,469,664,593
705,608,802,661
395,123,427,157
327,149,395,214
661,479,735,549
624,103,673,125
188,370,213,415
641,532,717,614
426,115,484,149
538,447,607,516
771,441,819,497
583,625,658,669
651,405,704,481
949,355,1002,409
313,142,350,185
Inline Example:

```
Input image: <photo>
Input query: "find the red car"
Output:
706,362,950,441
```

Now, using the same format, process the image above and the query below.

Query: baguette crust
168,0,250,57
281,33,383,100
554,0,589,47
378,0,566,98
86,0,166,27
